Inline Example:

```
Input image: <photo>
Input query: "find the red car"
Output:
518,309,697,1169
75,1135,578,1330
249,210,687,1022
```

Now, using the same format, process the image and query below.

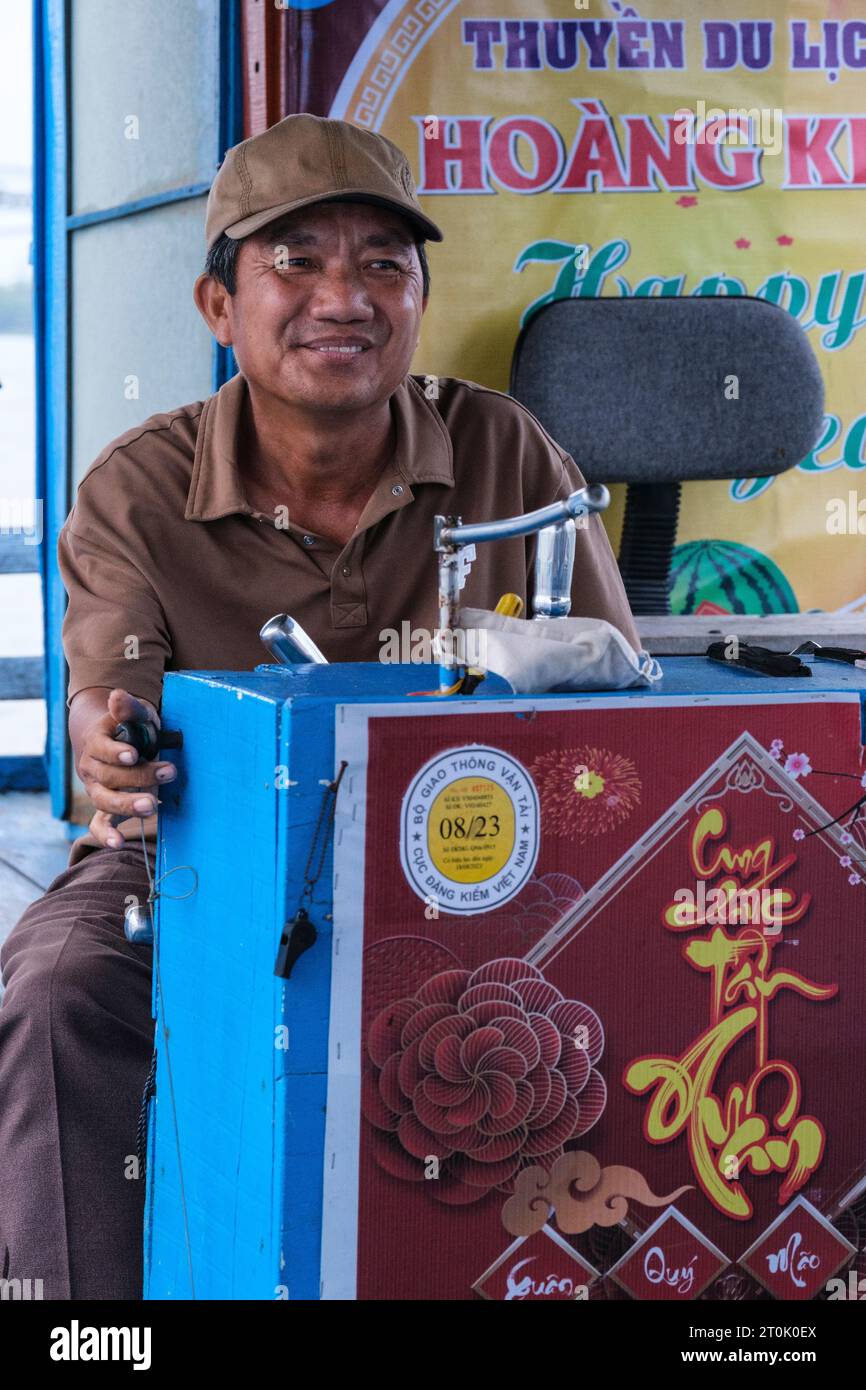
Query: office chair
510,295,825,620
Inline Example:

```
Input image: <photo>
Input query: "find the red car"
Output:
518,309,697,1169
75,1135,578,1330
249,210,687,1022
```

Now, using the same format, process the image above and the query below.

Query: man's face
208,201,427,414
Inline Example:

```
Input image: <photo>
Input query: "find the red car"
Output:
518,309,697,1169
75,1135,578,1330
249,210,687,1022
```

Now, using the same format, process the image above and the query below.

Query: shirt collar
185,372,454,523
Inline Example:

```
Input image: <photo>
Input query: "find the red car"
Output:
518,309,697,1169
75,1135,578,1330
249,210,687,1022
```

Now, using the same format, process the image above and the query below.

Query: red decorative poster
324,694,866,1300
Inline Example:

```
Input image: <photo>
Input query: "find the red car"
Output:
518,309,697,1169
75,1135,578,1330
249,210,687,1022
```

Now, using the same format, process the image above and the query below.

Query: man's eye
270,256,404,273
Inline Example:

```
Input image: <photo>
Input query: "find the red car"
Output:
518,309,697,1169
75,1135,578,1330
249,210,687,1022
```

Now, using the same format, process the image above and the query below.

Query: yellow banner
331,0,866,615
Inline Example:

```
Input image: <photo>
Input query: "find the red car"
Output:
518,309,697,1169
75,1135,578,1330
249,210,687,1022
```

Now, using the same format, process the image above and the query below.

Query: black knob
113,720,183,760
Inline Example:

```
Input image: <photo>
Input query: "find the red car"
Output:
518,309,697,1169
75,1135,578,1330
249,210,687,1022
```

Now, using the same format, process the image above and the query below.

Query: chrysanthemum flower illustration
849,873,862,886
530,746,641,840
769,738,784,759
363,956,606,1206
792,828,806,841
784,753,812,780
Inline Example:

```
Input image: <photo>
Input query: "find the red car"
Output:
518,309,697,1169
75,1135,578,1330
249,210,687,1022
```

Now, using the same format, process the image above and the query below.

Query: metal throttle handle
434,484,611,692
435,484,610,549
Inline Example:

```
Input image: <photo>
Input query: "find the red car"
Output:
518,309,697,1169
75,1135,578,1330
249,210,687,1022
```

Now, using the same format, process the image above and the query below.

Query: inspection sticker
400,746,540,915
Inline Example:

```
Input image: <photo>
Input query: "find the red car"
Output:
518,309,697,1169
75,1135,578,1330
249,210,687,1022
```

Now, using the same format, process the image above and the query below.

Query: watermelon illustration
669,541,799,616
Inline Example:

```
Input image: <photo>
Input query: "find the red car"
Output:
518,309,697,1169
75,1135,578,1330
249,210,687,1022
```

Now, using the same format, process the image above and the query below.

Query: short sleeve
57,515,172,710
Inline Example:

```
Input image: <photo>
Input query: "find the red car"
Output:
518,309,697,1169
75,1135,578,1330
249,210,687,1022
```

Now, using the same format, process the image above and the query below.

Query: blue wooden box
143,658,866,1300
143,661,515,1300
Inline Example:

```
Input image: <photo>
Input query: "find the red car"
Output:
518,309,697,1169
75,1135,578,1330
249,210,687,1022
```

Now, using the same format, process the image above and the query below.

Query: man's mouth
301,340,372,361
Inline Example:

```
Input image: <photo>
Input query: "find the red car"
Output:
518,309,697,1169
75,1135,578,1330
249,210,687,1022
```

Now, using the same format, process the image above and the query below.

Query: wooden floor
0,791,71,953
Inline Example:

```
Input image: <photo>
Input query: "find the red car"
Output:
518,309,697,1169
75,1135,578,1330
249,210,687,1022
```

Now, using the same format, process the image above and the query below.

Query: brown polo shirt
59,370,639,858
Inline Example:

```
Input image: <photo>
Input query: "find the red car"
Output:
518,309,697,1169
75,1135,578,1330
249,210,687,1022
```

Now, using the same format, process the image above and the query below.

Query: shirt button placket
332,540,366,627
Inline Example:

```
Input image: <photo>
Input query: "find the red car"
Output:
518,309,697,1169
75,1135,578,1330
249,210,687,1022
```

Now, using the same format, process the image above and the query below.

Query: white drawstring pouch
454,610,663,694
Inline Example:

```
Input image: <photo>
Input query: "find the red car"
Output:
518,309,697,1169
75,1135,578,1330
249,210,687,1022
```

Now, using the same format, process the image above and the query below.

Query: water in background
0,330,44,755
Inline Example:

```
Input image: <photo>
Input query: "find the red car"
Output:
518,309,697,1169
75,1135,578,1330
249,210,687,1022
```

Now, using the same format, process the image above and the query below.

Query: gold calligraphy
663,807,811,931
625,803,835,1219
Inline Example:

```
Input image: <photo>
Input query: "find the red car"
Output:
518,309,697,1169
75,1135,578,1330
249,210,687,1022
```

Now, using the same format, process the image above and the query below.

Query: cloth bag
454,609,663,694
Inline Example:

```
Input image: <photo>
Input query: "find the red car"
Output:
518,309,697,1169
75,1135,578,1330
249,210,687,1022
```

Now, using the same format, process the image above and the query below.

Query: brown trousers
0,844,155,1299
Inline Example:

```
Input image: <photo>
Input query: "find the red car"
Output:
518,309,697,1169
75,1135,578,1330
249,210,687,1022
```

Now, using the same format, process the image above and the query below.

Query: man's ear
193,273,233,347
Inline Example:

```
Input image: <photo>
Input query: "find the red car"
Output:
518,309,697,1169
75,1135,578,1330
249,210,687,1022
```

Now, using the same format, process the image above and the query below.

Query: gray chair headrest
510,296,825,485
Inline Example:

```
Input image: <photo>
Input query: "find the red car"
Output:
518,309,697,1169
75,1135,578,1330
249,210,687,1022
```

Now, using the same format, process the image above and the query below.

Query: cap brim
221,189,444,245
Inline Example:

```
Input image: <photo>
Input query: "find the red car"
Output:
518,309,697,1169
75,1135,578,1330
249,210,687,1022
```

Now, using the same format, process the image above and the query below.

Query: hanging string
299,761,348,906
792,769,866,841
147,861,199,906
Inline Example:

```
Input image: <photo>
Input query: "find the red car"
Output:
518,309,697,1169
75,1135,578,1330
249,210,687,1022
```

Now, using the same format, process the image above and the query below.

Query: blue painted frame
34,0,242,820
29,0,66,801
66,184,213,232
215,0,242,392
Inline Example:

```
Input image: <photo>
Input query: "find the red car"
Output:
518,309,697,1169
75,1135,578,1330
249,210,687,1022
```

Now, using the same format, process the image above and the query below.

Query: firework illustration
530,745,642,840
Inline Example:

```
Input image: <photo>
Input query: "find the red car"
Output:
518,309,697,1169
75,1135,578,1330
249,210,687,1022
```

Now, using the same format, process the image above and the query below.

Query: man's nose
308,267,375,319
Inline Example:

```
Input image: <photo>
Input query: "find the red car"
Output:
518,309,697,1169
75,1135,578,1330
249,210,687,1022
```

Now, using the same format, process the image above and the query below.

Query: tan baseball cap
205,112,444,250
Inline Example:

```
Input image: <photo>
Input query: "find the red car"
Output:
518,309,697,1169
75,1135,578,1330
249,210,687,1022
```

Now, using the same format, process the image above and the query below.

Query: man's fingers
89,810,126,849
86,782,161,820
80,737,175,783
76,693,170,834
83,730,144,768
90,809,160,850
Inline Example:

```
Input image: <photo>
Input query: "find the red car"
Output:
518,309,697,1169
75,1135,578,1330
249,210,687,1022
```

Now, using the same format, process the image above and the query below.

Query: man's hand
71,687,177,849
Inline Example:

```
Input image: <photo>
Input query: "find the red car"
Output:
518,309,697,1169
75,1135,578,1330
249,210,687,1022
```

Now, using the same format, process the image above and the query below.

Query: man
0,114,639,1299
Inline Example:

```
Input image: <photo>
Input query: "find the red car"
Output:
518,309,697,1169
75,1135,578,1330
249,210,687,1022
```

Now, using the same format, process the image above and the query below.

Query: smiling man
0,114,638,1300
